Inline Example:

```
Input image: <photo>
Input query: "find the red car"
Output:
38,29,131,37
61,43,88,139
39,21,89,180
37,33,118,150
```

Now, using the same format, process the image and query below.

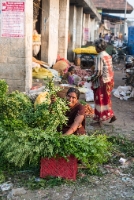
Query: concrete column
82,14,90,45
76,7,83,48
48,0,59,66
90,18,97,42
58,0,69,59
67,6,77,61
41,0,59,67
0,0,33,92
41,0,49,63
25,0,33,92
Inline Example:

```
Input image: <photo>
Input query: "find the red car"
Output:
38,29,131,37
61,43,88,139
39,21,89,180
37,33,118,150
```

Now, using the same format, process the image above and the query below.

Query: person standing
99,33,102,38
109,33,115,44
88,39,116,127
104,33,110,43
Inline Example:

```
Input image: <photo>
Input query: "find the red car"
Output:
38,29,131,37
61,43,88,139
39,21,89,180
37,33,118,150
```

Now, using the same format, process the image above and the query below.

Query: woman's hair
95,39,107,51
68,66,75,72
67,87,80,99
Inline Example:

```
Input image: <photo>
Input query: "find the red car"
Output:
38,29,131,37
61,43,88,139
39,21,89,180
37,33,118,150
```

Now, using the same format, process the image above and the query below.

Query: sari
58,103,85,135
90,51,115,122
93,78,114,122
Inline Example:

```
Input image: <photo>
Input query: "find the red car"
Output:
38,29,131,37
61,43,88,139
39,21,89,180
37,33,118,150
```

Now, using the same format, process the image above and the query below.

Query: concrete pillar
0,0,33,92
41,0,59,66
58,0,69,59
48,0,59,66
25,0,33,92
76,7,83,48
67,6,77,62
41,0,49,63
90,18,97,42
82,14,90,45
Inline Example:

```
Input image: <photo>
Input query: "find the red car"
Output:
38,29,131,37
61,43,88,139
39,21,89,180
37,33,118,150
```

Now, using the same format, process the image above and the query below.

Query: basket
57,86,70,98
40,155,78,180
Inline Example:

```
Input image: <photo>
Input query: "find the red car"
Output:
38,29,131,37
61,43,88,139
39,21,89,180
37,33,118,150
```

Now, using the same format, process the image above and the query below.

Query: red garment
92,79,114,122
59,103,85,135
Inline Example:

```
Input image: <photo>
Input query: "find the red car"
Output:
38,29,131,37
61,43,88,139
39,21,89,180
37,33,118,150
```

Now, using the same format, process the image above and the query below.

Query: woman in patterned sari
88,39,116,127
51,88,86,135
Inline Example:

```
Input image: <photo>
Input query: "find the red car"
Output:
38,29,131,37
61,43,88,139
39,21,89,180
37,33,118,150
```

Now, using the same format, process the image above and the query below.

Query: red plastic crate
40,155,78,180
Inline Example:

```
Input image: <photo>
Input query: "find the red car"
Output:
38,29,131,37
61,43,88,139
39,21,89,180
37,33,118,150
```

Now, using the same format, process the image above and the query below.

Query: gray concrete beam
70,0,101,21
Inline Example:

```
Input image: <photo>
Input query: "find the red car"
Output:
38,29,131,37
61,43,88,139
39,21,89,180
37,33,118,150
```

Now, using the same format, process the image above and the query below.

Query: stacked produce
79,100,94,117
85,104,94,117
75,67,89,77
0,79,112,173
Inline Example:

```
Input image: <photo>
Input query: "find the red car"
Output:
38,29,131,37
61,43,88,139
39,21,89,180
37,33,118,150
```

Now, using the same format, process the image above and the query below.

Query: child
62,66,75,85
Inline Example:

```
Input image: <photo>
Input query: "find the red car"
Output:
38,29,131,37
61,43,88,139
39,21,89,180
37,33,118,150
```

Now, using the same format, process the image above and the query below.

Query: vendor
51,87,86,135
62,66,75,85
88,39,116,127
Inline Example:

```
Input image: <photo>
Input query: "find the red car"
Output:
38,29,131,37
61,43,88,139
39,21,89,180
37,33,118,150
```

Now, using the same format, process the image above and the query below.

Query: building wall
0,0,100,92
0,0,33,92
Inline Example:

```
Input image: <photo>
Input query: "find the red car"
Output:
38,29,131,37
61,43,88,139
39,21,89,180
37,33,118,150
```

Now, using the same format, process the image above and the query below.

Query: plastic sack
32,62,40,68
85,90,94,101
34,92,50,108
0,182,13,191
113,86,132,100
48,68,61,82
53,60,69,76
130,88,134,97
73,46,98,54
32,67,53,79
77,87,89,93
72,74,81,86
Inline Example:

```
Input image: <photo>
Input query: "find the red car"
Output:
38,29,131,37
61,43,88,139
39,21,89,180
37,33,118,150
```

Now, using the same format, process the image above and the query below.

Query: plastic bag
85,90,94,101
34,92,50,108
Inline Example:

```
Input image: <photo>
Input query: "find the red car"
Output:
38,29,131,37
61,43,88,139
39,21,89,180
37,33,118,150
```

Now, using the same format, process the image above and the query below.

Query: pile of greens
0,79,112,173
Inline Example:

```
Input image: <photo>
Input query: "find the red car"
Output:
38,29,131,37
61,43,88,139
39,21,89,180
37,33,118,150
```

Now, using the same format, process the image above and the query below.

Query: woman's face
95,46,101,53
70,69,75,75
66,92,78,107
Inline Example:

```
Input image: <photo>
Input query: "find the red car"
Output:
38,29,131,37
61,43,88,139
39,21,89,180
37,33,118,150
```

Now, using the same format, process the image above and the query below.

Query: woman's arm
88,56,103,81
64,115,84,135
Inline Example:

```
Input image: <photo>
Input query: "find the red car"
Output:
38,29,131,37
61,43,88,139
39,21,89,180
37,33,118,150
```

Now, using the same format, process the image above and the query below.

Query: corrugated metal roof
92,0,133,14
70,0,101,21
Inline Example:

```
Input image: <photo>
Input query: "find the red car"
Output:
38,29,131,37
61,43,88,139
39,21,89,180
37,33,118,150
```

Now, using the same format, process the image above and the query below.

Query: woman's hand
64,115,84,135
50,95,56,104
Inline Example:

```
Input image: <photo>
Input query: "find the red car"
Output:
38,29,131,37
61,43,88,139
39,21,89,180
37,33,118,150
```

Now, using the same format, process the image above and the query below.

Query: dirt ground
1,70,134,200
110,71,134,140
86,70,134,141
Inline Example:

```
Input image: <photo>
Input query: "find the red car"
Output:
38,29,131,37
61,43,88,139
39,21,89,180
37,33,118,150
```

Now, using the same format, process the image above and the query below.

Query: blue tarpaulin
128,26,134,55
101,13,126,22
